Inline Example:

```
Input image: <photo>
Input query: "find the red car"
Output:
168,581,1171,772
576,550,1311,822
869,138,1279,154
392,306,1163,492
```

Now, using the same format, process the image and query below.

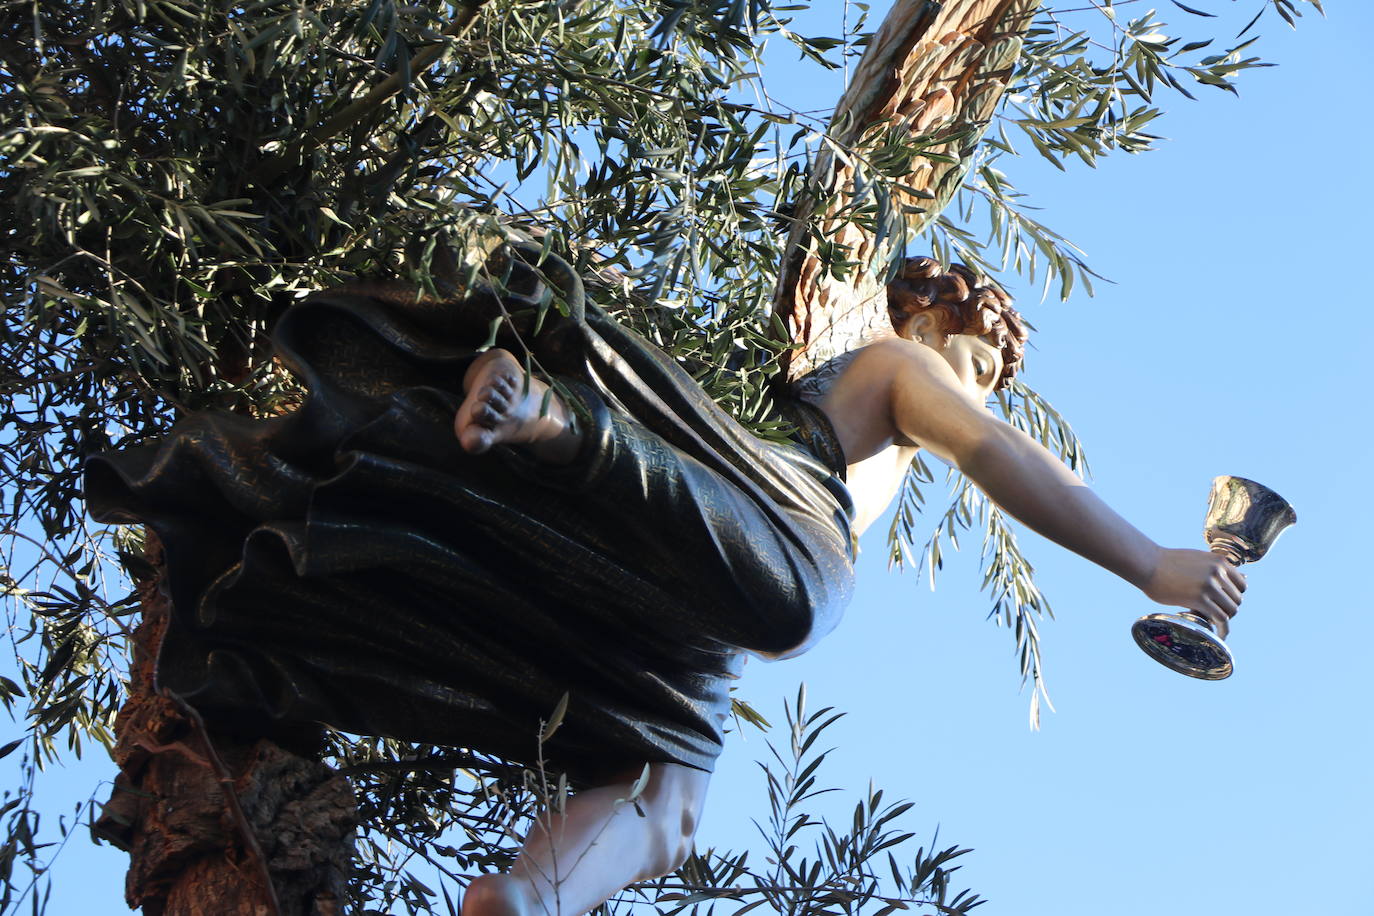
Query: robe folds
85,246,856,782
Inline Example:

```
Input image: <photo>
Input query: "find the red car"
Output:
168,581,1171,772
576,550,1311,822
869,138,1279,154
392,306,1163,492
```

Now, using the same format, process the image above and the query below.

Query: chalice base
1131,613,1233,680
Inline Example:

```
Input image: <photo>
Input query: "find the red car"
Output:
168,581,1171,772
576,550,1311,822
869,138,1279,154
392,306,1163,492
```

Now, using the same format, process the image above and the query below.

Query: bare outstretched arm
947,419,1244,635
822,337,1245,635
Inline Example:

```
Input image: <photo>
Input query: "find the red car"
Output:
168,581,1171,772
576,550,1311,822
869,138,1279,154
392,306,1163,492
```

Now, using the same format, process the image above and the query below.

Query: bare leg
457,355,711,913
462,763,709,916
455,349,583,464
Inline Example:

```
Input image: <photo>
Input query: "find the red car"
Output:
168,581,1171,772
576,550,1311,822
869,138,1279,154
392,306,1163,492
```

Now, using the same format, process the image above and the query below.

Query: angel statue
87,235,1244,916
81,3,1244,916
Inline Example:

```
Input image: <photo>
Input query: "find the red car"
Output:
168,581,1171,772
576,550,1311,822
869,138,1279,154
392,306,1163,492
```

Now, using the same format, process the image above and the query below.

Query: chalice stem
1208,542,1247,568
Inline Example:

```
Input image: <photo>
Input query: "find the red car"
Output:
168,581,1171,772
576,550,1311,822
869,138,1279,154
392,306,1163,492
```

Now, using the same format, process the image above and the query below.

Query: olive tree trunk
94,534,356,916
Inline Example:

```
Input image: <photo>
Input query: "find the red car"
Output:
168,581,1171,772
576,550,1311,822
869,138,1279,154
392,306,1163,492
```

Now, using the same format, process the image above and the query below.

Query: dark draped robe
85,247,855,782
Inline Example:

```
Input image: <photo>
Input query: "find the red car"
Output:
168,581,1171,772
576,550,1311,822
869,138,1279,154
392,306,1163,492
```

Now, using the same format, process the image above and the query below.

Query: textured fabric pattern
85,249,855,781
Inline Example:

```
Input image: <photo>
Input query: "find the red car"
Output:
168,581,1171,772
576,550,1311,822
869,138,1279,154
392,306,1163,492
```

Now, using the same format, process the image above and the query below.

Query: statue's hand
1141,548,1246,638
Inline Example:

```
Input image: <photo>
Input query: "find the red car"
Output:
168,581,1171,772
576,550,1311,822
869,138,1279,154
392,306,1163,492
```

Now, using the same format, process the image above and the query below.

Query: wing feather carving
774,0,1042,382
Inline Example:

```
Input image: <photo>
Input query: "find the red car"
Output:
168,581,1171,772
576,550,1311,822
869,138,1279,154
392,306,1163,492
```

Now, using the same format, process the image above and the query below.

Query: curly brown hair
885,256,1027,390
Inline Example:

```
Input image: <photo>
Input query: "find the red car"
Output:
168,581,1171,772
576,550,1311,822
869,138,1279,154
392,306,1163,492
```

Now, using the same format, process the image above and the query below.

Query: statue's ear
903,309,939,344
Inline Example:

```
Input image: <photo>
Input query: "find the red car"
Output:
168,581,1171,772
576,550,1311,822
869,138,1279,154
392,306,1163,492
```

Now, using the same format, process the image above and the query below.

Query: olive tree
0,0,1318,911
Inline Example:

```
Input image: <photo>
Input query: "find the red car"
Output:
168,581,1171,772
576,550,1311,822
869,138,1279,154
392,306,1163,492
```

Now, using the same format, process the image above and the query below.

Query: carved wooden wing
774,0,1042,382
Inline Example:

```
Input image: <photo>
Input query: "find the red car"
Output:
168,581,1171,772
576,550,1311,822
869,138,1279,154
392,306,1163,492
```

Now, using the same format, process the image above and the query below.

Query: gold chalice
1131,476,1296,679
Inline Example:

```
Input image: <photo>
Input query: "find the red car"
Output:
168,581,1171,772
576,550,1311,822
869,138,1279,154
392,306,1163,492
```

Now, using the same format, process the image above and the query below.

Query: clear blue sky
702,4,1373,916
11,3,1370,914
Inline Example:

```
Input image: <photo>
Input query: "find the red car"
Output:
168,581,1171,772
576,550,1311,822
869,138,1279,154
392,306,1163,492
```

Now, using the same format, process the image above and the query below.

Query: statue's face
907,315,1003,402
934,333,1002,402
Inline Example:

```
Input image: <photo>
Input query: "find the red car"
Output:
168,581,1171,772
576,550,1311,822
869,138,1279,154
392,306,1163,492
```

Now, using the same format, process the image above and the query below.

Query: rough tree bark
93,1,1041,912
94,533,357,915
775,0,1043,382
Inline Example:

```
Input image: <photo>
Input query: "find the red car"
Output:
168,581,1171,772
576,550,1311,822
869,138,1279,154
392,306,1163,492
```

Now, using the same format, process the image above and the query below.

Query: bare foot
455,350,581,463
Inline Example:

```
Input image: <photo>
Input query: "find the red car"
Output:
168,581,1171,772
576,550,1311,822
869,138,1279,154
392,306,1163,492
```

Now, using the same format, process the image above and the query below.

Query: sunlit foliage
0,0,1318,909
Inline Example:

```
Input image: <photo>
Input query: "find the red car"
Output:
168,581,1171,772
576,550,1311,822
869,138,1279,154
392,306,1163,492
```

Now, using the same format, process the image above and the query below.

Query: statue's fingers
1208,580,1239,617
1215,571,1244,607
1229,567,1248,593
1196,598,1230,640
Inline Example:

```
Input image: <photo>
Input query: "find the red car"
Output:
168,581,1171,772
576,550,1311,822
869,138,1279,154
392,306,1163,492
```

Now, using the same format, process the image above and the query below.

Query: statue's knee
462,873,534,916
666,834,694,873
660,811,696,873
637,766,703,878
641,825,693,879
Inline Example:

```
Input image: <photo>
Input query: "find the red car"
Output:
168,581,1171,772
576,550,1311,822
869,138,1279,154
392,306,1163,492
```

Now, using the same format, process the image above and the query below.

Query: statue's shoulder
791,333,910,407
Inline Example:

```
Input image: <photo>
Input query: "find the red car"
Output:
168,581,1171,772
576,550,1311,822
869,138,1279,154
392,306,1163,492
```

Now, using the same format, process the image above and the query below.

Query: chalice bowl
1131,476,1296,679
